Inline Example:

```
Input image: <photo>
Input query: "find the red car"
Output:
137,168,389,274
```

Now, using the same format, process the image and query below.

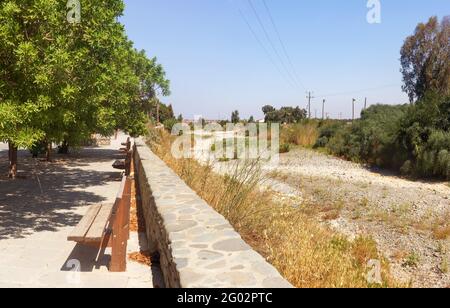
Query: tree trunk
58,140,69,154
46,142,52,162
8,141,18,179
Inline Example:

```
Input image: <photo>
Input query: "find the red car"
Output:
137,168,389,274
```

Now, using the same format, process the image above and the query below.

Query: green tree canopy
262,106,307,124
0,0,170,176
400,16,450,102
231,110,240,124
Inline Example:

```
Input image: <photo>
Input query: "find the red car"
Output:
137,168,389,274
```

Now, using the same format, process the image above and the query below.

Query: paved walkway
0,134,160,288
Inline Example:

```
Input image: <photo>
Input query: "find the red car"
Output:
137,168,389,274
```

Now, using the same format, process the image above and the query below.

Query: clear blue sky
121,0,449,120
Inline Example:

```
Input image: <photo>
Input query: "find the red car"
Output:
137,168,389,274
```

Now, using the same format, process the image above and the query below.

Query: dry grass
281,122,319,148
433,225,450,240
431,211,450,240
147,128,400,288
128,251,152,266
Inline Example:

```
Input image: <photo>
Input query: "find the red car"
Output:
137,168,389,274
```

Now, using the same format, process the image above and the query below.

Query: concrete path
0,134,159,288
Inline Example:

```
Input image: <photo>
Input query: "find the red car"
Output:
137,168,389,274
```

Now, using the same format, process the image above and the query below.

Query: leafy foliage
397,93,450,178
0,0,170,174
262,105,307,124
231,110,240,124
316,95,450,179
400,16,450,102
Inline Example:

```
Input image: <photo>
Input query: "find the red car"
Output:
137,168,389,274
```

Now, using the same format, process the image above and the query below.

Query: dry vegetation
128,251,152,266
147,127,401,288
280,121,319,148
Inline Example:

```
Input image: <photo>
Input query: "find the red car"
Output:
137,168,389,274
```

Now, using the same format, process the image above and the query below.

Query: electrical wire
230,0,298,89
247,0,301,91
262,0,306,91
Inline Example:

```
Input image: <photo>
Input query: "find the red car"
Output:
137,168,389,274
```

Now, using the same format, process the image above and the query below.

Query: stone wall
133,138,292,288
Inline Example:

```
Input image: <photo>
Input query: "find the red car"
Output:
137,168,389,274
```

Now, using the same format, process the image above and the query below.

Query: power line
315,84,401,99
247,0,300,91
232,2,297,89
262,0,306,90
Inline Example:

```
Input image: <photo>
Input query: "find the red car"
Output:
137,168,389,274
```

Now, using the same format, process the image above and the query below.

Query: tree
262,105,275,115
248,116,255,123
231,110,240,124
293,107,307,122
0,0,170,177
262,106,307,123
153,101,175,124
400,16,450,102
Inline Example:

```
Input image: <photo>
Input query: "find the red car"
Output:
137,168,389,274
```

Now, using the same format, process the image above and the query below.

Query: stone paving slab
0,134,155,288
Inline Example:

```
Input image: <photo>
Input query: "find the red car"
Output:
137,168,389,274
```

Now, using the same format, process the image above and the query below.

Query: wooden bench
67,176,132,272
113,149,132,176
120,137,131,153
121,137,130,147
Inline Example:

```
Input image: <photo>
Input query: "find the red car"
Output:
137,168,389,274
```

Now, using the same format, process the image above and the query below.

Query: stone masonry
133,138,293,288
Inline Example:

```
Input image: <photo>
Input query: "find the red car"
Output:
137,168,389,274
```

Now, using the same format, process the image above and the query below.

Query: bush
315,105,409,166
400,160,413,176
315,136,329,148
415,130,450,178
279,143,291,154
397,94,450,179
313,97,450,179
29,141,47,158
163,118,178,133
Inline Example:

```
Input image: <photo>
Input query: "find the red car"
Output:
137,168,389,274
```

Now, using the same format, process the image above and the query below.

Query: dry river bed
208,146,450,288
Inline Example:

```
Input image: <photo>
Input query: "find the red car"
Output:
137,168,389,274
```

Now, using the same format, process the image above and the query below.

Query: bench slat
84,204,114,242
112,160,126,170
68,204,102,242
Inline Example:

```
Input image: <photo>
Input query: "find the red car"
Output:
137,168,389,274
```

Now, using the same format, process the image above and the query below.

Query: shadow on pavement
61,243,110,273
0,148,124,240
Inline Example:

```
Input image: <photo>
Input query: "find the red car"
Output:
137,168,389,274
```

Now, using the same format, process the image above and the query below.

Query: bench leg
110,177,131,272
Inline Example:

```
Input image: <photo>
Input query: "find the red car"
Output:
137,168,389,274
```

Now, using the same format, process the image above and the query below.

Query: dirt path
262,147,450,288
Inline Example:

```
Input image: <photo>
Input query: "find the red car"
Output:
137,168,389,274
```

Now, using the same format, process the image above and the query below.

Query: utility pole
352,98,356,121
306,91,314,119
322,99,326,120
364,97,367,110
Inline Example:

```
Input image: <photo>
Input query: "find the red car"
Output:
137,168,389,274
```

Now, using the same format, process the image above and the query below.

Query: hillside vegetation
313,94,450,180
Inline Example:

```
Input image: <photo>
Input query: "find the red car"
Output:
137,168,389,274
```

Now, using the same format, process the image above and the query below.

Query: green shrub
29,141,47,158
163,118,178,133
279,143,291,154
315,136,329,148
357,104,409,167
314,121,345,148
313,98,450,179
415,130,450,178
400,160,413,176
397,94,450,179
